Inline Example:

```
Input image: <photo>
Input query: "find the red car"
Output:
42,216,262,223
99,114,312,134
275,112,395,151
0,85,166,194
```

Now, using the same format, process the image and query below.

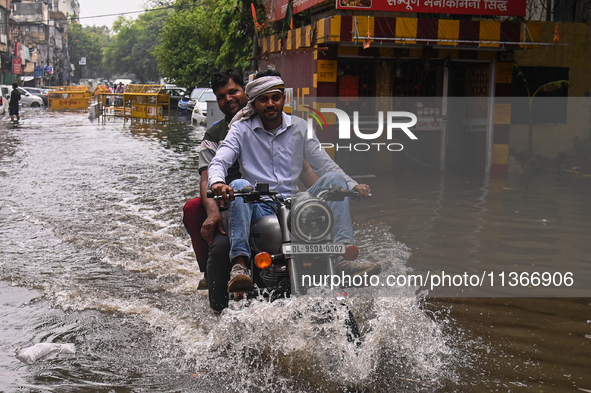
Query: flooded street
1,110,590,392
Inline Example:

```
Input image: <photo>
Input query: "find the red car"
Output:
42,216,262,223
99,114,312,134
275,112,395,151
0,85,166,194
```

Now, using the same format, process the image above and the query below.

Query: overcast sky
77,0,148,28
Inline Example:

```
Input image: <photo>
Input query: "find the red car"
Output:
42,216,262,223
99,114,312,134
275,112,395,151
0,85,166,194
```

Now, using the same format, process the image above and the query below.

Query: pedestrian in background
115,82,125,94
9,83,21,123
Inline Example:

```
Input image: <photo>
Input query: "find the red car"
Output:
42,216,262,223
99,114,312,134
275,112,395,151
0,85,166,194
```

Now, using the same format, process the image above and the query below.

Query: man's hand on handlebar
352,184,371,199
211,183,235,201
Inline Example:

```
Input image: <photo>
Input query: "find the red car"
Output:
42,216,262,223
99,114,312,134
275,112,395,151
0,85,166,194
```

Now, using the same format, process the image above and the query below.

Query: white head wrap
229,76,285,127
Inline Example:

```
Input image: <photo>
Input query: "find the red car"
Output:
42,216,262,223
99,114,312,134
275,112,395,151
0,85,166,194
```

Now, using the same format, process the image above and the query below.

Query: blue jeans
227,173,355,262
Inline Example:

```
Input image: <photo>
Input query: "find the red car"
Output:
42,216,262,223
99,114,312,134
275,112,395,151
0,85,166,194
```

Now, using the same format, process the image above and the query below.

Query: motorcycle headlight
290,193,333,242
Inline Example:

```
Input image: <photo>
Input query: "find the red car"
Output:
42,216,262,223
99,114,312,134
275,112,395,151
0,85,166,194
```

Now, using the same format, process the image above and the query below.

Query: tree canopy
103,9,171,82
154,0,259,87
67,20,108,80
76,0,262,86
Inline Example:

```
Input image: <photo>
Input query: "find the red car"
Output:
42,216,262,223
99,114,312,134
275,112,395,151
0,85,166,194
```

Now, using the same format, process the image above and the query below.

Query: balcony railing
21,31,47,43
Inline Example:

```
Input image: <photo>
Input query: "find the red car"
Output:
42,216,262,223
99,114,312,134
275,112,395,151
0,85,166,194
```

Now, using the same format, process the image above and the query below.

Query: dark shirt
9,89,21,108
198,114,241,183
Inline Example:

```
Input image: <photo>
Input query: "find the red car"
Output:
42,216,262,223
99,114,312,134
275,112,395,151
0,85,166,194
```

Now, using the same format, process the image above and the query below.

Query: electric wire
0,5,176,27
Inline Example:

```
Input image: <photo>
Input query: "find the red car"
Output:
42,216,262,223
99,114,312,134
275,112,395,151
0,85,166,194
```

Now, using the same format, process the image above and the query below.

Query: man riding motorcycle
209,70,381,293
183,69,319,311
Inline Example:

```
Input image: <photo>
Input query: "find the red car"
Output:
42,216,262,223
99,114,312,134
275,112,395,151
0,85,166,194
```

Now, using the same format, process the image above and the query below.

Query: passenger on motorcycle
183,69,320,311
209,70,381,293
183,69,247,292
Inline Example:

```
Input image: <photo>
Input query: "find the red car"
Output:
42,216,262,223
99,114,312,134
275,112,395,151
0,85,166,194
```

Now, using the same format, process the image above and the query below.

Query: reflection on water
352,172,591,296
0,110,589,392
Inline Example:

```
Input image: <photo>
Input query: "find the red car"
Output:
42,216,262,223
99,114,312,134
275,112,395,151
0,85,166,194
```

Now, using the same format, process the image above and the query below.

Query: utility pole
46,24,50,87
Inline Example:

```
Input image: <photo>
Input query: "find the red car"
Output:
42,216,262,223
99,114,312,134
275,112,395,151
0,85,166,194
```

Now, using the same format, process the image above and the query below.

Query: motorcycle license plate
282,243,345,255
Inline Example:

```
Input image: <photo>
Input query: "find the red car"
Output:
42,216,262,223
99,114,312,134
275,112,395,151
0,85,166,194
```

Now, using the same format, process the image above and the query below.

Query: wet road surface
0,109,589,392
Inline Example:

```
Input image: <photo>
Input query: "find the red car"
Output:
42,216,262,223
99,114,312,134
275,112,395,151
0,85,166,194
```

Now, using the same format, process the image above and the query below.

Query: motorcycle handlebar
207,184,370,200
346,190,373,198
319,187,372,201
207,185,275,201
207,186,254,198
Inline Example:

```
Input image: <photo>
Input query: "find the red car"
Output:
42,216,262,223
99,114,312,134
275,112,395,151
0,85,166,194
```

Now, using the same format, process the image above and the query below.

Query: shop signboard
266,0,326,22
13,58,22,75
336,0,526,17
317,60,338,82
34,66,45,78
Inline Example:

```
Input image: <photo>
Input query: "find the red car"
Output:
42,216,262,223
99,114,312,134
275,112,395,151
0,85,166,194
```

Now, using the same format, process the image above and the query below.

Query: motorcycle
207,182,363,340
208,182,364,297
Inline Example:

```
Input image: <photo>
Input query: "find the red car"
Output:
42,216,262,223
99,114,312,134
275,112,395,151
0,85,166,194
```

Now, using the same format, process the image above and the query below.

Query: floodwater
0,109,589,392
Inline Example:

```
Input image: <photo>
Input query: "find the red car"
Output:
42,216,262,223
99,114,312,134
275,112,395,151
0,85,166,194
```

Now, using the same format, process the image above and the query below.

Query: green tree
154,0,258,87
67,20,106,79
104,9,170,82
153,3,216,87
211,0,257,72
84,25,111,48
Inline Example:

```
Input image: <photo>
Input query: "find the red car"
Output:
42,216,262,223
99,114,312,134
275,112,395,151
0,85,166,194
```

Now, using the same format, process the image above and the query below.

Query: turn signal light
344,244,359,261
255,252,272,269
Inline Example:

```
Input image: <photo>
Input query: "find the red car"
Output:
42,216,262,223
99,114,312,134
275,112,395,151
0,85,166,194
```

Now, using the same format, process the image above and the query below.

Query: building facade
258,0,589,176
0,0,11,84
9,0,74,87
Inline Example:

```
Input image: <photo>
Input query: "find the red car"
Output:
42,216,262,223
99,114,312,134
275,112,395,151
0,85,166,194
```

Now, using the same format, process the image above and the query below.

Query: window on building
511,66,569,124
0,10,5,33
393,60,442,98
339,58,377,97
529,0,591,23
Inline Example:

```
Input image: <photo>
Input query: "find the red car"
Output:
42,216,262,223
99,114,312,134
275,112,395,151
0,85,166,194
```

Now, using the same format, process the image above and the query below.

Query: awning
259,16,564,55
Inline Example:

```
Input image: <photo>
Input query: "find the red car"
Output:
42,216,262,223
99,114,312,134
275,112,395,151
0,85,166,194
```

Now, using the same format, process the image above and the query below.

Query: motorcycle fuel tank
249,215,282,255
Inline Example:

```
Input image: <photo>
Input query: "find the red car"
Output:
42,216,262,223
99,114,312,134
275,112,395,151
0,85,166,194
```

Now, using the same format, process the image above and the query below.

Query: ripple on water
0,112,465,392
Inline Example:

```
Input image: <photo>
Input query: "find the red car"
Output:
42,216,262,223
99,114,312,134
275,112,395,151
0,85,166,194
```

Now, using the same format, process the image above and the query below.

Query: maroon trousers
182,197,208,273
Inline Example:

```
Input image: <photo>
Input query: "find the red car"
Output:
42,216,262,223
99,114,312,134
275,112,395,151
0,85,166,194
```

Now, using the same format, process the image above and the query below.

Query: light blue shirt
208,113,357,199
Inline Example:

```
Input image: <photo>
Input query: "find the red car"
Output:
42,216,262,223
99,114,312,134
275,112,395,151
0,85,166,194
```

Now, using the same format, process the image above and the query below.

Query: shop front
258,1,556,175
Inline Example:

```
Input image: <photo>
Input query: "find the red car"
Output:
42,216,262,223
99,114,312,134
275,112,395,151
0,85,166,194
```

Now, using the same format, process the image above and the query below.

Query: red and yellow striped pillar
491,61,513,175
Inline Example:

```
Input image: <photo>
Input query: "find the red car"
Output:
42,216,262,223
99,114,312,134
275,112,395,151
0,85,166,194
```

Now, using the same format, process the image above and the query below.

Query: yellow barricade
48,86,92,111
94,85,110,96
123,84,170,123
95,86,126,119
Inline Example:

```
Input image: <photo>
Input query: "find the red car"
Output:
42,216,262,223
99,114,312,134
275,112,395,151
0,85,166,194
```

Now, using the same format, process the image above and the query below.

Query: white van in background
113,79,133,87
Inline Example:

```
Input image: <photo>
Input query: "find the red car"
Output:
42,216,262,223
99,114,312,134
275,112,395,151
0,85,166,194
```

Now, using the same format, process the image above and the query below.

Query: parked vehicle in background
0,93,6,114
113,79,133,87
166,87,186,109
191,89,215,125
22,87,49,106
0,85,44,108
177,87,207,115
